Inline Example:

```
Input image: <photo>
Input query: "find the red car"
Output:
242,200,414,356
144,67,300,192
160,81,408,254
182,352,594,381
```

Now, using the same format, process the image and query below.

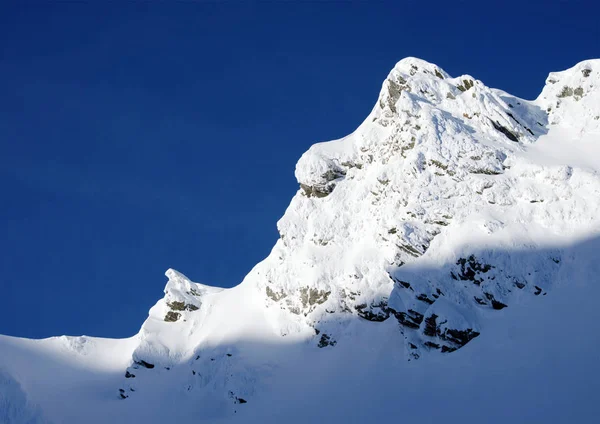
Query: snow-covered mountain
2,58,600,424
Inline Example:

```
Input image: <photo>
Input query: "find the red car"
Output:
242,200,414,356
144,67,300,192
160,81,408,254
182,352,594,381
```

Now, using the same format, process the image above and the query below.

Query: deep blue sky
1,1,597,339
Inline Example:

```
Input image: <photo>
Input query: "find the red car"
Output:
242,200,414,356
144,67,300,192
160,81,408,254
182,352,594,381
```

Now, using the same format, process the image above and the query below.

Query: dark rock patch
167,301,186,311
490,119,519,142
484,293,507,310
391,309,424,329
266,286,287,302
474,296,487,305
300,169,346,198
300,287,331,309
134,360,155,369
506,112,521,126
441,328,480,346
457,79,474,92
417,293,435,305
423,314,438,337
318,333,337,348
454,255,494,285
424,341,440,349
164,311,181,322
167,301,200,312
355,301,390,322
557,86,574,98
300,183,331,198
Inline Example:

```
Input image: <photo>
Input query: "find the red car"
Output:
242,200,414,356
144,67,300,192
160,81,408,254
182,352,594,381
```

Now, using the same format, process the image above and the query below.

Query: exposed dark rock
230,391,248,404
134,360,155,369
470,168,503,175
164,311,181,322
167,301,186,311
266,286,287,302
457,79,474,92
582,69,591,77
395,278,413,290
188,288,201,296
125,371,135,379
490,119,519,142
167,301,199,312
300,183,331,198
119,389,128,399
423,314,438,337
455,255,494,285
484,293,507,310
300,287,331,309
506,112,521,126
341,161,363,169
355,301,390,322
441,328,480,346
441,345,457,353
557,86,574,98
318,333,337,348
534,286,543,296
397,243,424,257
391,308,424,329
424,341,440,349
301,169,346,198
417,293,435,305
380,77,410,113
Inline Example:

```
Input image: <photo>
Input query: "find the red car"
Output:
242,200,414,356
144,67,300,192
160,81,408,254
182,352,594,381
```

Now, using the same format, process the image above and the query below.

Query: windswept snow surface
2,58,600,423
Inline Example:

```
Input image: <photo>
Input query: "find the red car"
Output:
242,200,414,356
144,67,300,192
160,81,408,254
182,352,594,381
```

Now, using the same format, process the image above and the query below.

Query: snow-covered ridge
1,57,600,423
127,56,600,373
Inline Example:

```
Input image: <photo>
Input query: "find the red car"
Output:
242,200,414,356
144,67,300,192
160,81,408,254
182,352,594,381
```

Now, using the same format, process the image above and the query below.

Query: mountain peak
536,59,600,131
2,58,600,423
388,57,451,80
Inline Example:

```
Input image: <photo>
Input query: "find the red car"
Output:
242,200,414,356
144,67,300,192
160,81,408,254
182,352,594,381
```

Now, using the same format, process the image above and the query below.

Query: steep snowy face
2,58,600,423
127,57,600,370
263,57,600,358
537,59,600,132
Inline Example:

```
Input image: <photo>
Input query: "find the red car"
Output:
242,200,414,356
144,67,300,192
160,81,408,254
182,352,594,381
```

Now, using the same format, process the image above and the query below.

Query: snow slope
1,58,599,423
